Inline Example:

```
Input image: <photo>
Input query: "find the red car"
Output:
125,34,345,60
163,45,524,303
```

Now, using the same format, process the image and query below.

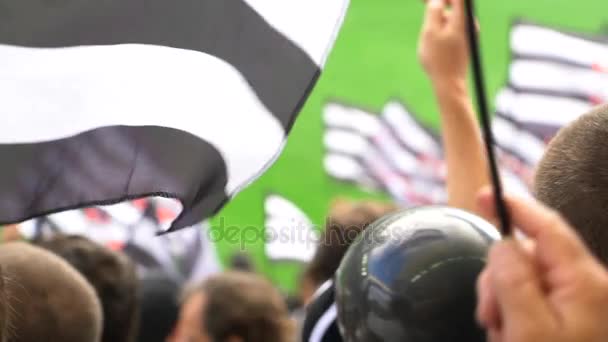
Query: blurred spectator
0,242,102,342
169,271,293,342
301,199,397,304
137,271,180,342
229,252,256,273
37,235,139,342
167,284,209,342
300,199,396,342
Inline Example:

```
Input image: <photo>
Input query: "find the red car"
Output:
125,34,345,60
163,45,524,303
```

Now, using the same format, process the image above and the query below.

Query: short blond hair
0,242,103,342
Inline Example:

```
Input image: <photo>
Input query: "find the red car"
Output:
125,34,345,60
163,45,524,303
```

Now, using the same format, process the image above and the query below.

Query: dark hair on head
36,235,140,342
202,271,293,342
0,242,102,342
137,272,179,342
535,103,608,265
304,199,398,288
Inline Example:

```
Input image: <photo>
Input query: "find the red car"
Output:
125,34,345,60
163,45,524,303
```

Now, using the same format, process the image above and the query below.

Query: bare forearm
434,80,490,215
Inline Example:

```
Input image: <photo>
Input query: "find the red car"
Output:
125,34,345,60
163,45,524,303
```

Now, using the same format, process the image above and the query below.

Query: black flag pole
463,0,512,235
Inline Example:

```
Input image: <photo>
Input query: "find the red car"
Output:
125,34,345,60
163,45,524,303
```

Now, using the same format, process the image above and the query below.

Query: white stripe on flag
324,129,371,157
323,103,382,136
496,88,591,127
0,44,284,195
510,59,608,99
382,102,442,158
323,153,380,189
511,24,608,68
243,0,350,66
493,116,545,165
501,169,532,198
372,128,419,175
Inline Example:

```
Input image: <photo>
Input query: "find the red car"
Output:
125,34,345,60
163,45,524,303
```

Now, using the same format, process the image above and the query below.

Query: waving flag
322,102,447,205
321,100,535,202
0,0,349,231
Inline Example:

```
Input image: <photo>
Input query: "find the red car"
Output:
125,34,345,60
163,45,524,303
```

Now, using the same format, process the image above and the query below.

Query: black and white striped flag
322,100,533,201
322,102,447,205
495,87,593,139
0,0,349,231
504,22,608,140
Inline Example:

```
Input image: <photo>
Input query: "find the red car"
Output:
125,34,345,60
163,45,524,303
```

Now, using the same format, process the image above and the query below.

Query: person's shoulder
302,280,342,342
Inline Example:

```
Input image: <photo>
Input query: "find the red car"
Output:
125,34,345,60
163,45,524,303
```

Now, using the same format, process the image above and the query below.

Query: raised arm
418,0,490,216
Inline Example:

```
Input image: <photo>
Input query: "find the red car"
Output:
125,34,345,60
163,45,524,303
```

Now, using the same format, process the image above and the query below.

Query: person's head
36,235,139,342
204,272,293,342
302,199,397,302
137,272,180,342
535,104,608,265
0,242,102,342
168,283,210,342
173,272,293,342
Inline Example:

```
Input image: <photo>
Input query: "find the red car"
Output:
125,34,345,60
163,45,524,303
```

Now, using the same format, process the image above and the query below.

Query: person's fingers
476,268,500,329
488,240,555,331
487,328,502,342
448,0,466,28
477,188,587,272
422,0,446,32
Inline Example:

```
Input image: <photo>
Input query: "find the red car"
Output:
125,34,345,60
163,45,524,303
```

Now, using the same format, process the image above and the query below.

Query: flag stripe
511,23,608,69
0,125,229,228
496,111,560,141
381,102,442,158
0,0,335,130
323,153,382,192
242,0,350,66
509,59,608,101
0,44,285,198
496,88,592,128
492,116,545,166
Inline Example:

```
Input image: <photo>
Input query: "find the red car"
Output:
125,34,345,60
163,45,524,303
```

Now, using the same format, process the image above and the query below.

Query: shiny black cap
335,206,500,342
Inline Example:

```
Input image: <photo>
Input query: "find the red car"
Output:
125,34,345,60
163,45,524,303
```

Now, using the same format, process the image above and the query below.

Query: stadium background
211,0,608,293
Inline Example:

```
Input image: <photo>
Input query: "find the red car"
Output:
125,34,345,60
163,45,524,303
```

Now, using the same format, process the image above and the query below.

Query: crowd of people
1,0,608,341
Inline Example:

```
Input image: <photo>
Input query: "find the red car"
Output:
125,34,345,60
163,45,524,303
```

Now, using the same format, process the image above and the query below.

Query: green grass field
211,0,608,293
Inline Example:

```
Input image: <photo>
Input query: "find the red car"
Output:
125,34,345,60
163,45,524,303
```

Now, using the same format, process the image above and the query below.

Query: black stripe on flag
0,127,228,229
0,0,349,230
0,0,318,130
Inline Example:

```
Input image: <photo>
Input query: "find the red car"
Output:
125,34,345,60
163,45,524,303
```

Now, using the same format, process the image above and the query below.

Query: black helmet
335,206,499,342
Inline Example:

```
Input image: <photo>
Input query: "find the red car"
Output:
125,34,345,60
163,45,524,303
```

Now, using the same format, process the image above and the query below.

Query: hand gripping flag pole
464,0,512,235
